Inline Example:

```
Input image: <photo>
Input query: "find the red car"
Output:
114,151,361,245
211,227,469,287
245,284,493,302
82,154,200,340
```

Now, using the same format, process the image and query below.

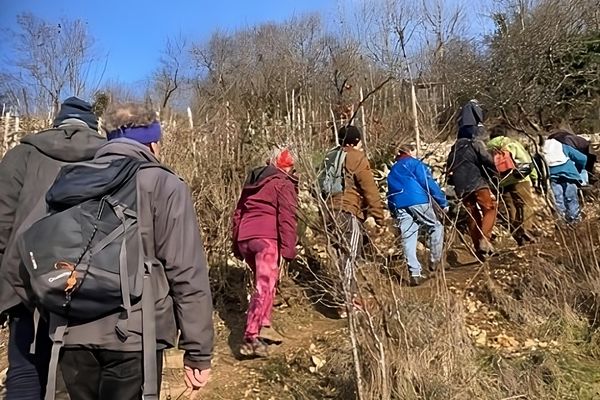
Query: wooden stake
410,82,421,155
360,87,368,153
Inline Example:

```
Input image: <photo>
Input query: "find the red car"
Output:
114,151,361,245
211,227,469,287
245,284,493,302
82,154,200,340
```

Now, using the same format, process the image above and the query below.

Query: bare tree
8,13,104,115
154,34,190,110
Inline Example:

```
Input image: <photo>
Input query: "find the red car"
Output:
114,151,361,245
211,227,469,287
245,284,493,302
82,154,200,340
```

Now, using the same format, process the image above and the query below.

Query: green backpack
318,147,347,198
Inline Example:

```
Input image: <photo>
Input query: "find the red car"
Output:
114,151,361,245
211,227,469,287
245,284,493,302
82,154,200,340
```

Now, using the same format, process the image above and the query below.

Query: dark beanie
53,97,99,131
338,125,362,146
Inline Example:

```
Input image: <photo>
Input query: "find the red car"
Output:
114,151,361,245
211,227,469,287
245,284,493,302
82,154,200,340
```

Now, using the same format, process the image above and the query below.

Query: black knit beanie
337,125,362,146
53,97,99,131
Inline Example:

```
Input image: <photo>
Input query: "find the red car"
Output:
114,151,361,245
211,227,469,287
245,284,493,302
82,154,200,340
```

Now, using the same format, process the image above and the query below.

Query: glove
184,366,211,390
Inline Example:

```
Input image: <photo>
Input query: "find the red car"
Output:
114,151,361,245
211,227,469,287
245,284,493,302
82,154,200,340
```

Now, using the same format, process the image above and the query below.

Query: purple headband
107,122,162,144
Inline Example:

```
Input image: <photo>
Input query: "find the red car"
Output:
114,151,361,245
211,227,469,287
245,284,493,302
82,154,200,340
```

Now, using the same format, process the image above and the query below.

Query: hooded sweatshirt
232,164,299,260
0,124,105,315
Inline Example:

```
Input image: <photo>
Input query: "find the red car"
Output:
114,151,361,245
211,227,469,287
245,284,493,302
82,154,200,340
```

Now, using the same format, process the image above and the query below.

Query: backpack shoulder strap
44,315,68,400
141,262,158,399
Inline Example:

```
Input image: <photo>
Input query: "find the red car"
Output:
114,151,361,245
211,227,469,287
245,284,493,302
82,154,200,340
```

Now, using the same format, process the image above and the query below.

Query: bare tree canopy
3,13,106,115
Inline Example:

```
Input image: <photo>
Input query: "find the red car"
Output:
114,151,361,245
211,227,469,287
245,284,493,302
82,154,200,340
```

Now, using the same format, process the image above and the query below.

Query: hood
46,157,144,211
95,138,160,164
243,165,297,189
543,139,569,167
20,125,105,162
458,100,484,129
488,136,510,150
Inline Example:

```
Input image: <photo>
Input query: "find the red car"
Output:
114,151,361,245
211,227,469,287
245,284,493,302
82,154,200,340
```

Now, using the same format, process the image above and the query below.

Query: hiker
232,147,298,357
457,99,485,139
542,137,587,224
547,121,596,186
321,125,385,314
14,102,214,400
387,144,448,286
446,101,499,259
487,125,538,245
0,97,104,400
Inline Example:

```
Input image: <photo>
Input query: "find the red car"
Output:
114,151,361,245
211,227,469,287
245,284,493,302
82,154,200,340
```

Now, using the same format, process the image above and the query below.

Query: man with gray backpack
12,102,214,400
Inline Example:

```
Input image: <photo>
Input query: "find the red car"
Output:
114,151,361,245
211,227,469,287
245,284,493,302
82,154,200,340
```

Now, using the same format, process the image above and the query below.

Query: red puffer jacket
232,165,298,260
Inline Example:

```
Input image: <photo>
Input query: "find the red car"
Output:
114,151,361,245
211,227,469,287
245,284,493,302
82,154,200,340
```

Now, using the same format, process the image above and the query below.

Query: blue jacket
549,144,587,183
387,155,448,211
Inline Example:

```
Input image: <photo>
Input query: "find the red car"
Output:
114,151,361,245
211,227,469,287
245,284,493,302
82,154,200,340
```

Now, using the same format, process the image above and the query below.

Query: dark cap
53,97,98,131
337,125,362,146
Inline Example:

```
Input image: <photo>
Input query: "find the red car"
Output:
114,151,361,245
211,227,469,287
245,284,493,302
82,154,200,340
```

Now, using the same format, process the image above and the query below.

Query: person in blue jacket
387,144,448,286
542,137,587,223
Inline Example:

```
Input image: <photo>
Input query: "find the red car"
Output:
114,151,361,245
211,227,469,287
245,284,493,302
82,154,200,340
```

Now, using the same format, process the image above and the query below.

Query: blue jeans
551,180,580,223
394,203,444,277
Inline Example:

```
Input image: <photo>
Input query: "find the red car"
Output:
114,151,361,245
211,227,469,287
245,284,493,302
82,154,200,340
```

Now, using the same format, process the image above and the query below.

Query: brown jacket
330,147,385,222
61,139,214,370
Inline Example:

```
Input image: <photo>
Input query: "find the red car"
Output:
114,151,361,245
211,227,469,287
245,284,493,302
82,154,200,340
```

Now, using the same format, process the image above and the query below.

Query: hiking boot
409,274,427,287
239,338,269,358
478,239,495,255
428,260,442,273
259,326,284,345
516,233,536,246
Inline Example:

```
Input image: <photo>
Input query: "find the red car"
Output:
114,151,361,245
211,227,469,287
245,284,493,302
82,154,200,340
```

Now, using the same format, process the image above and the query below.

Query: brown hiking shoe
478,239,495,255
259,326,284,345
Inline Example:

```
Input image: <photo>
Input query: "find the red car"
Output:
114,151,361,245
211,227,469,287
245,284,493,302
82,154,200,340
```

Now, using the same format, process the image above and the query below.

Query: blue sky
0,0,337,83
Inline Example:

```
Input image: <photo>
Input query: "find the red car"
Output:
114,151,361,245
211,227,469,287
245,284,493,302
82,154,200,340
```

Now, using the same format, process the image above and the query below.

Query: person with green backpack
318,125,385,317
487,124,538,245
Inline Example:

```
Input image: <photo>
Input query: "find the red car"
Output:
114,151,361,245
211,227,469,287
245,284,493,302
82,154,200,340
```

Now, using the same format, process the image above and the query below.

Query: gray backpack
318,147,347,198
17,157,163,400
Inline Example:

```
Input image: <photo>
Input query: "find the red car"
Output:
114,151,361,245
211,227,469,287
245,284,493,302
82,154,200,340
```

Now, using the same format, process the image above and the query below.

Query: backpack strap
29,308,41,354
107,198,135,340
141,263,158,399
44,316,68,400
334,149,346,181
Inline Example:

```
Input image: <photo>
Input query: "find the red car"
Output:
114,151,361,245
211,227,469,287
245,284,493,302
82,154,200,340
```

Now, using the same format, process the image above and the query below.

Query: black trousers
5,304,69,400
60,349,163,400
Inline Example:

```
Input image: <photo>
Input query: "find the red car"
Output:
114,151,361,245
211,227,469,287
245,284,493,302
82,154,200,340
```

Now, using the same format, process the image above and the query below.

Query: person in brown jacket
328,125,385,316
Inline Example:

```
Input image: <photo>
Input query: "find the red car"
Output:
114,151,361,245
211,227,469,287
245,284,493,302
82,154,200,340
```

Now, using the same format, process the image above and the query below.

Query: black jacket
446,138,497,198
0,124,105,316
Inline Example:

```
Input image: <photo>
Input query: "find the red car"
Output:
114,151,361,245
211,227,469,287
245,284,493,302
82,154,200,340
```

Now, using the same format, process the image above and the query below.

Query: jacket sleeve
416,161,448,208
564,145,587,172
154,178,213,371
352,153,385,222
473,140,498,177
276,180,298,261
0,145,29,267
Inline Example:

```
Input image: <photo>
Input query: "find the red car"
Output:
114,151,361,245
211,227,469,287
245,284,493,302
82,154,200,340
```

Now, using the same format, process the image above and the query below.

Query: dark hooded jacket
232,164,298,261
458,100,484,139
49,138,214,370
0,123,105,316
446,137,498,198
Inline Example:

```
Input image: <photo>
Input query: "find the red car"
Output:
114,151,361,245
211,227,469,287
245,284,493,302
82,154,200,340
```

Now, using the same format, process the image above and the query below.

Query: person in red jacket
232,147,298,357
